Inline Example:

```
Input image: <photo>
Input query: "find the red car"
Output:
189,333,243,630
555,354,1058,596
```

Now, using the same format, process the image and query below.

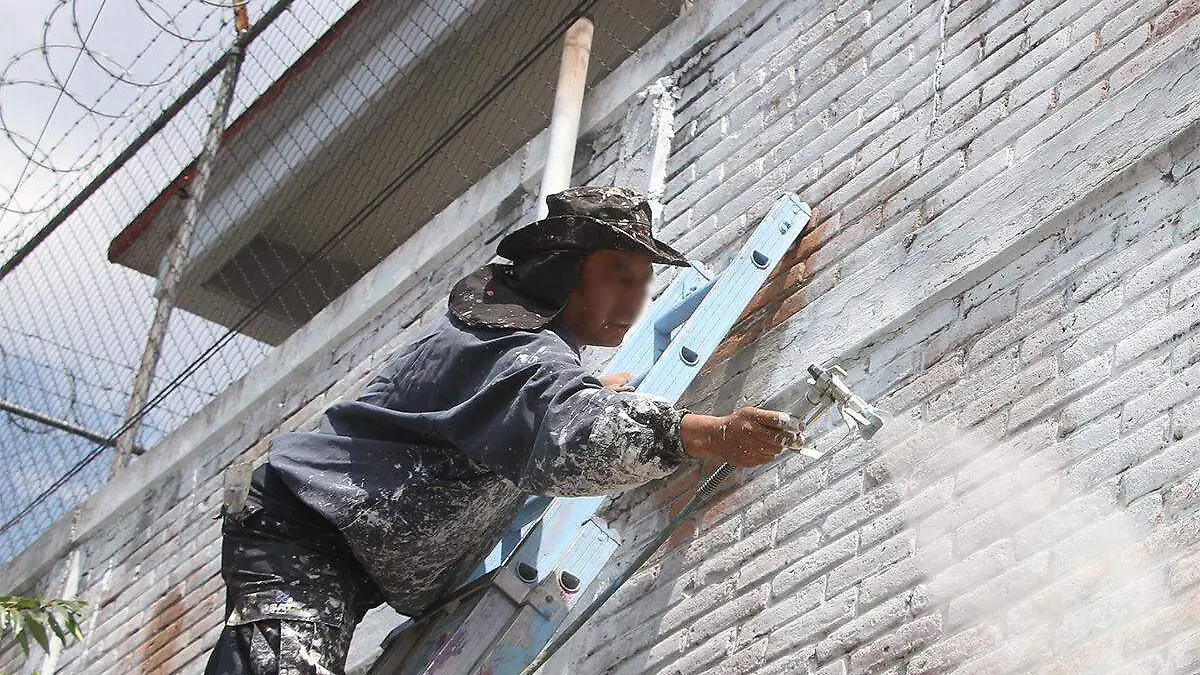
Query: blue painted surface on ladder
650,275,717,370
639,194,810,403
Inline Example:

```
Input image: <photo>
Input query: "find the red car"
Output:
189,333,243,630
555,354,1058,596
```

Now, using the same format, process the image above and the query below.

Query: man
205,186,796,674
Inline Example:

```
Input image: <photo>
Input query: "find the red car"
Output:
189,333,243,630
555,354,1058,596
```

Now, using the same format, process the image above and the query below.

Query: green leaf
0,596,86,656
44,611,67,643
10,609,26,650
66,614,83,641
53,602,84,641
0,596,34,612
25,615,50,653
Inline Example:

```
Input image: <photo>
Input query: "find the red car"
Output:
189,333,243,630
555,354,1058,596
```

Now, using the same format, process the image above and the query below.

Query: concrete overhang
108,0,677,345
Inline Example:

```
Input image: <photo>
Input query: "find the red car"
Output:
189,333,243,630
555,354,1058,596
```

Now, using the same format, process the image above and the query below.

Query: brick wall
2,0,1198,673
548,0,1200,672
562,128,1200,674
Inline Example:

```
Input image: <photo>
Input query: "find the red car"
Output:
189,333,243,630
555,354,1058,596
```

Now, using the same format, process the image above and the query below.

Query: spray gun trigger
777,413,824,459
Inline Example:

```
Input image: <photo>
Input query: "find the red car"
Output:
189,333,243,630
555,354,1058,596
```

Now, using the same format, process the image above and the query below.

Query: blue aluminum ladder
368,194,811,675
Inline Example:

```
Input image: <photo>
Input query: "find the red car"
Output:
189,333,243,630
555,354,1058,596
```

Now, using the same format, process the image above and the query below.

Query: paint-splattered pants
205,618,353,675
204,465,382,675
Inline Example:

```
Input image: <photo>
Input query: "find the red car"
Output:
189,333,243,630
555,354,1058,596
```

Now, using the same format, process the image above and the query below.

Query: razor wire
0,0,681,564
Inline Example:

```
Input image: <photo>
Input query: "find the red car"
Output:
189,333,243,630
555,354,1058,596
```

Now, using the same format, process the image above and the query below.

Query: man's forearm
679,408,795,468
679,413,725,461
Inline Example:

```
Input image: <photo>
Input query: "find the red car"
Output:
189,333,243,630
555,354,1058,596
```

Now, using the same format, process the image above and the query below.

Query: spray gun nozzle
841,402,887,440
784,363,891,457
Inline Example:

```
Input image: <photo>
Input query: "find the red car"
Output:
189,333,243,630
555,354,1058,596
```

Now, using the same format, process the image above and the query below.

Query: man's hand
600,372,636,392
679,407,798,467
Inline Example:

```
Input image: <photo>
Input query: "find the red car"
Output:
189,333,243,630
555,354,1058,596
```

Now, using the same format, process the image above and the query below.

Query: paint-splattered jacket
266,312,690,615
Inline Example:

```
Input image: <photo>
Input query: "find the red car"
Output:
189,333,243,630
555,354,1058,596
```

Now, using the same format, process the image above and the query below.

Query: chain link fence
0,0,680,564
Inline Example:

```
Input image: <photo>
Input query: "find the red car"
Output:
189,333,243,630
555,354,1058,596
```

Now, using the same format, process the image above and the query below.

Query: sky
0,0,237,247
0,0,355,250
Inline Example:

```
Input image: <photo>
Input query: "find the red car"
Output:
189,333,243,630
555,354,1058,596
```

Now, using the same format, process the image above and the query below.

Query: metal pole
536,17,593,219
0,397,143,454
110,21,248,475
644,77,676,222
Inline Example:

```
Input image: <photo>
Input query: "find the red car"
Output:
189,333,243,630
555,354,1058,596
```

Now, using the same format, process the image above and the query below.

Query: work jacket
266,312,690,615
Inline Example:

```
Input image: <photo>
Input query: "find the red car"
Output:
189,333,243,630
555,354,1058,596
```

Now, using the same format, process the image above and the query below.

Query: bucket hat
449,186,688,330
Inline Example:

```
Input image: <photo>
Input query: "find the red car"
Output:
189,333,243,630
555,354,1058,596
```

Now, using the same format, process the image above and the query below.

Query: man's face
560,249,654,347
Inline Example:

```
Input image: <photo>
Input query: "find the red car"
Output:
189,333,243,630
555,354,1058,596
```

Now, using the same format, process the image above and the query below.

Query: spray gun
518,363,889,675
780,363,889,459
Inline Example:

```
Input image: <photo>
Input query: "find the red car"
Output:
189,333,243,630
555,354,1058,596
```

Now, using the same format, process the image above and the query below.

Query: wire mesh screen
0,0,678,564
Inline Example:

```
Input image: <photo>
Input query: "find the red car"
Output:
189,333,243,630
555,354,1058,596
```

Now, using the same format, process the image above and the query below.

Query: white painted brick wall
564,133,1199,671
543,0,1200,673
3,0,1199,673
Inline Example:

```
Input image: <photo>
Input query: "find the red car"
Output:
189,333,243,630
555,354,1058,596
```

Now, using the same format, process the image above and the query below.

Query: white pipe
536,18,594,219
644,76,677,223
